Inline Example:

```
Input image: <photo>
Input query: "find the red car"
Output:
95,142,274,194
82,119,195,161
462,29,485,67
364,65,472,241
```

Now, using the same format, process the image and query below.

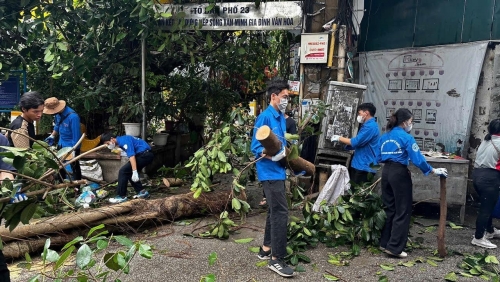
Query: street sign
157,2,303,31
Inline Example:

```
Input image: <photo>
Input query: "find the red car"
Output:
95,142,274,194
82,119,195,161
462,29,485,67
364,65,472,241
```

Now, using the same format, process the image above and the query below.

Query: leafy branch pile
23,224,153,282
285,181,386,265
447,251,499,281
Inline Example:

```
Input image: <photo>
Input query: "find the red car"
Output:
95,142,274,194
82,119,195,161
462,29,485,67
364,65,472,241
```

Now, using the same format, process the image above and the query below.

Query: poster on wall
359,42,487,157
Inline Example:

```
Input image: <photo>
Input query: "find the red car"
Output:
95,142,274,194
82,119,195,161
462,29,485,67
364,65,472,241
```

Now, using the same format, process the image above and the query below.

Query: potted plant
118,101,143,137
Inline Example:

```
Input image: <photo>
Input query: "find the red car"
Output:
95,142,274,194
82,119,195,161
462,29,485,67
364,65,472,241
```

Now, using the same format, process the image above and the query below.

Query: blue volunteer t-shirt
116,135,151,158
250,105,287,181
378,127,433,175
350,118,380,173
54,106,81,149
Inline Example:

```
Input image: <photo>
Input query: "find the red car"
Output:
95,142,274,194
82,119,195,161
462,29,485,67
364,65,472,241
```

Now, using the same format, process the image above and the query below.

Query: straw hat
43,97,66,114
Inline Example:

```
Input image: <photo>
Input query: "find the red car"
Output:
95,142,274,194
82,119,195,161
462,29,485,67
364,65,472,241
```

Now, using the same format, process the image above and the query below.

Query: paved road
10,202,498,282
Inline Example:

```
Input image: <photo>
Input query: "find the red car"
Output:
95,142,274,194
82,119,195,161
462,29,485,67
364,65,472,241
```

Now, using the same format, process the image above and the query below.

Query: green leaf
193,188,202,199
97,240,109,250
378,276,389,282
56,42,67,51
208,251,217,266
27,275,40,282
12,156,25,171
76,244,92,269
43,157,60,170
295,264,306,272
485,255,499,264
46,249,60,263
324,274,340,281
139,244,152,259
206,34,213,49
55,245,75,270
380,264,395,271
217,151,226,162
116,33,127,41
20,203,37,224
114,235,134,247
160,12,172,18
104,253,120,271
237,47,246,55
202,273,216,282
62,236,83,251
42,238,51,263
255,260,267,267
444,272,458,281
248,247,260,253
87,224,106,238
426,259,438,267
234,238,253,244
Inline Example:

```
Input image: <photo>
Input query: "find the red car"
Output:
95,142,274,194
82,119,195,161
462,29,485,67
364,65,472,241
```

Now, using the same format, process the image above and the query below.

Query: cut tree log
0,190,231,258
256,125,315,176
162,177,184,188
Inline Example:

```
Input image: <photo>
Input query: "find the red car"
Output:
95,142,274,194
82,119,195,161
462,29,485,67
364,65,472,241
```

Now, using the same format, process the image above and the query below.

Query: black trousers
0,250,10,282
59,148,82,181
473,168,500,239
262,180,288,259
116,151,154,197
380,162,413,254
350,168,374,185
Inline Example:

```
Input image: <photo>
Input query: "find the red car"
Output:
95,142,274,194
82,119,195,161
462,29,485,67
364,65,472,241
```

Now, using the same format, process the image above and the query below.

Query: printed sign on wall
359,43,487,156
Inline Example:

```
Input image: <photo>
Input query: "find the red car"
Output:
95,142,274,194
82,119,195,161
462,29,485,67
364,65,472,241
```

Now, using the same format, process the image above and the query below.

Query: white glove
131,170,140,182
330,135,340,142
10,183,27,203
271,146,286,162
433,168,448,178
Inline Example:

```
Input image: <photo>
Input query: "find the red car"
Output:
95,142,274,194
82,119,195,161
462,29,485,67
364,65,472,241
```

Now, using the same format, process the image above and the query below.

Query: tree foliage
0,0,294,135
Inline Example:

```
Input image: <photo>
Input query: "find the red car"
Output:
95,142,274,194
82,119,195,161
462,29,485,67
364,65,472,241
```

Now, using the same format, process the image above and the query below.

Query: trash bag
75,189,96,208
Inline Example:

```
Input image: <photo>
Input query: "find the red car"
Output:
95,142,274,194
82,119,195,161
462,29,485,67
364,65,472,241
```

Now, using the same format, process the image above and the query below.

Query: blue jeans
473,168,500,239
262,180,288,259
116,151,154,197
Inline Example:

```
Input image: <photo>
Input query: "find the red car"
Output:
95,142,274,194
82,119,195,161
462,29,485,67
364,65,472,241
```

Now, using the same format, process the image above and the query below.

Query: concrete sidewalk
10,201,498,282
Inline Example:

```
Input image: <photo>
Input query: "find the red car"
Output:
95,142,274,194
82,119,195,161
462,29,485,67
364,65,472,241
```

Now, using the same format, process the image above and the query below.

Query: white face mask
357,115,364,123
278,98,288,113
107,142,115,150
404,122,413,133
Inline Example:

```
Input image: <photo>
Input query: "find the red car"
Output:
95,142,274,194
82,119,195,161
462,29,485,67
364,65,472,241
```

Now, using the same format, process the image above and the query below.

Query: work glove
432,168,448,178
44,135,55,146
10,184,27,204
131,170,140,182
330,135,340,142
271,146,286,162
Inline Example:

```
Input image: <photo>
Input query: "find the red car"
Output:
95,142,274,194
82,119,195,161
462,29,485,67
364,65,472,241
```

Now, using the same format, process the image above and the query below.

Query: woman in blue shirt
378,108,448,258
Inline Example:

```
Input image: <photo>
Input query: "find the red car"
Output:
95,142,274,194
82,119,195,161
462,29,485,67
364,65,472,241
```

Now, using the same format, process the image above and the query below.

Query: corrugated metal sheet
359,0,496,51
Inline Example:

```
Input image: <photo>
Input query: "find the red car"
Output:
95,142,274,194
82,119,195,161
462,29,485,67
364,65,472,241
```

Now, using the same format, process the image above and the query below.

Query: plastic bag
75,189,96,208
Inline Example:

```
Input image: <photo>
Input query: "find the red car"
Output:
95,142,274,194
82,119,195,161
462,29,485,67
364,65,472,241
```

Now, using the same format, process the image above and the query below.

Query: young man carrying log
250,79,294,278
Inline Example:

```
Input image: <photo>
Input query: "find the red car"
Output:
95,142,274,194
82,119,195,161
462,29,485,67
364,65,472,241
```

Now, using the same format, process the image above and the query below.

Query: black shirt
8,115,35,147
286,117,297,134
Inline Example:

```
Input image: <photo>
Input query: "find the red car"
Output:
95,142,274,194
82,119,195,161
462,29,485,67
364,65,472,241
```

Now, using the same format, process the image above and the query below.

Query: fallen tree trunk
0,190,231,258
256,125,315,176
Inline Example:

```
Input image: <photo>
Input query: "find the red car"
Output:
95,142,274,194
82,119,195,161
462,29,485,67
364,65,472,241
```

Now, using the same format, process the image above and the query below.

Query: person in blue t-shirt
330,103,380,184
43,97,82,181
250,79,294,278
377,108,448,258
100,133,153,203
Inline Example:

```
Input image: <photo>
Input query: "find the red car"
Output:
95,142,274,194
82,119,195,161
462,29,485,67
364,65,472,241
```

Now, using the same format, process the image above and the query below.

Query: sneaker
378,246,386,252
133,190,150,199
109,196,128,204
385,250,408,258
485,228,500,239
472,236,497,249
257,247,271,260
268,258,294,277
